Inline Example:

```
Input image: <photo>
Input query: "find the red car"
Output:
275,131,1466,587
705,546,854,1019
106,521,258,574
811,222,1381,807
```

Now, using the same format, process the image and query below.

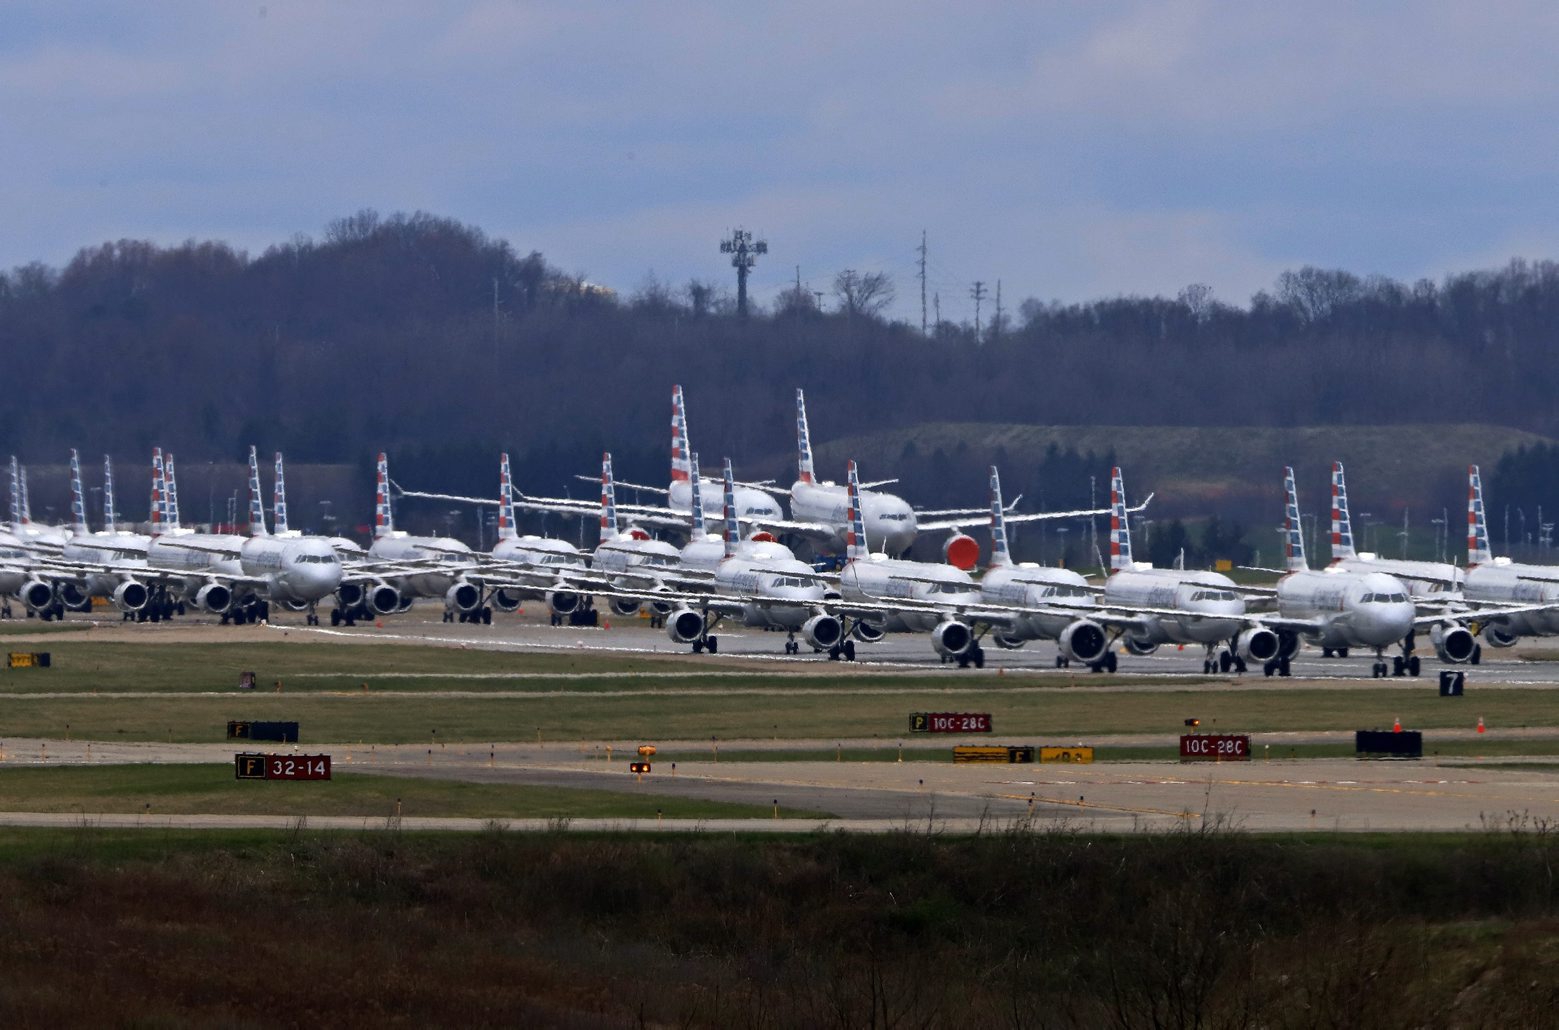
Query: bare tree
832,269,895,318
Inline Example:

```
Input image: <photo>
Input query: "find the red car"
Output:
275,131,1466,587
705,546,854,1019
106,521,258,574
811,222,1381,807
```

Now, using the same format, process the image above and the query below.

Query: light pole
1357,511,1371,554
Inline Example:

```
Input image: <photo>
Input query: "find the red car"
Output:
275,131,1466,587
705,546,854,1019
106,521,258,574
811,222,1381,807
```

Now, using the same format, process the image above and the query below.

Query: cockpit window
929,581,974,594
1191,590,1236,601
1363,592,1408,604
768,576,810,589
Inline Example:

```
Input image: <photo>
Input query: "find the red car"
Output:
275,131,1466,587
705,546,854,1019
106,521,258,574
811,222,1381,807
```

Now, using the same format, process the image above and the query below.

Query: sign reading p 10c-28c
1179,734,1250,761
909,712,992,734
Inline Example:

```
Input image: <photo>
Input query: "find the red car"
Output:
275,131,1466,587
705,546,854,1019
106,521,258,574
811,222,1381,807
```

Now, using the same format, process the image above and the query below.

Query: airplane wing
915,494,1153,532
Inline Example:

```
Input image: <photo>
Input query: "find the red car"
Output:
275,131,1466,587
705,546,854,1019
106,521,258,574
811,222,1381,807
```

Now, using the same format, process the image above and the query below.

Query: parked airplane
1262,466,1428,677
835,460,984,664
8,457,68,550
1327,461,1465,598
974,466,1110,668
345,452,479,624
656,458,844,656
1460,465,1559,653
41,449,155,616
1096,467,1256,673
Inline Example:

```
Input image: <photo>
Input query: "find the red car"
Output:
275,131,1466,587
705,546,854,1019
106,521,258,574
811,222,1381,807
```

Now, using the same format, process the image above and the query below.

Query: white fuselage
980,563,1097,641
1330,556,1463,600
148,532,247,601
369,533,473,598
669,481,784,526
839,553,979,632
490,536,588,594
241,535,344,603
1103,567,1245,645
592,533,682,584
1276,569,1415,649
63,532,152,597
1465,560,1559,637
0,531,35,596
791,479,918,555
680,534,796,573
714,551,830,630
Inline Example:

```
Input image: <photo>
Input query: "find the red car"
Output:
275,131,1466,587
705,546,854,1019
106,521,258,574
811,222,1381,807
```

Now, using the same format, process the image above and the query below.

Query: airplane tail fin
599,452,619,539
497,452,518,541
103,455,118,534
845,460,869,561
149,449,166,536
68,449,89,536
247,446,268,537
1283,466,1308,571
374,452,393,538
7,456,19,528
1468,464,1492,567
1108,467,1134,571
796,388,816,484
670,384,692,484
722,458,740,558
273,452,290,534
1329,462,1357,560
687,452,706,537
19,466,31,525
164,455,182,531
988,465,1011,567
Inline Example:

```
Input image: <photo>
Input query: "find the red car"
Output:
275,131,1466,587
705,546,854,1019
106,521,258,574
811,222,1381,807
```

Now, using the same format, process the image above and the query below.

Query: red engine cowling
943,533,980,570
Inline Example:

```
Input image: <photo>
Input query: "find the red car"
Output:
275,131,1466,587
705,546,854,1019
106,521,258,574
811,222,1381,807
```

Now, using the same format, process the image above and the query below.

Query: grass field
0,764,821,819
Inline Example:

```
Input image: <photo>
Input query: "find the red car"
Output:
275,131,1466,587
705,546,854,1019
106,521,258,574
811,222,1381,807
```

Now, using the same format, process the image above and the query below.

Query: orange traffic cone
603,620,611,630
1393,716,1402,733
1477,716,1486,734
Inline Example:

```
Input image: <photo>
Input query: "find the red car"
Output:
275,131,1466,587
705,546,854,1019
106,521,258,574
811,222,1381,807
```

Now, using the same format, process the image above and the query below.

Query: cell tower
720,228,767,318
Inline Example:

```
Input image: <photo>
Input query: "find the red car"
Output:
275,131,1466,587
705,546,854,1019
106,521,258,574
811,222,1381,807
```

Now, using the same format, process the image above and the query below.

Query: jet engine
1482,624,1519,648
930,619,974,659
801,613,843,650
1235,627,1280,664
444,581,482,614
852,619,886,643
111,580,150,614
336,582,365,609
367,582,402,617
1059,620,1109,664
57,582,91,611
609,597,641,617
1431,622,1477,664
195,582,232,614
280,599,310,612
943,533,980,571
666,608,705,644
1123,635,1159,657
20,579,53,611
991,631,1027,650
547,588,581,616
491,588,523,613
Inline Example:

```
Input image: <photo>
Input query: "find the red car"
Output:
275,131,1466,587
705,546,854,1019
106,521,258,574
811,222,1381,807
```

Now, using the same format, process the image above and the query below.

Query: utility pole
970,280,987,339
719,228,767,318
917,230,928,335
992,279,1003,340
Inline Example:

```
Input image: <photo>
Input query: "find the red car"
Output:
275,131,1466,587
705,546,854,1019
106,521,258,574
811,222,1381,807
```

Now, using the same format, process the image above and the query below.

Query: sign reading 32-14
910,712,992,734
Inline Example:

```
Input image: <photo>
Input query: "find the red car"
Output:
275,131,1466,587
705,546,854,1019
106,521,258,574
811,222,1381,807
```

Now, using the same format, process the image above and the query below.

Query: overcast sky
6,2,1559,323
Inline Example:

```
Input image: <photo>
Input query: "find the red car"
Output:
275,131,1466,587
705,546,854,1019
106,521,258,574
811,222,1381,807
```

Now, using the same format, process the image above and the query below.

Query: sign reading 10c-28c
909,712,992,733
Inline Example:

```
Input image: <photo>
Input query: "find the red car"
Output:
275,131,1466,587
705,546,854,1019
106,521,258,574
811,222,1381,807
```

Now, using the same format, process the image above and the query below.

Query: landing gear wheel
971,645,985,669
1104,652,1117,673
706,635,718,654
692,640,704,654
828,645,841,661
1203,659,1214,674
1278,657,1291,677
481,607,492,625
1264,660,1276,678
1471,645,1482,665
843,641,856,662
1393,655,1405,677
1338,647,1349,658
1054,655,1067,668
1219,651,1233,674
1322,648,1334,658
1408,655,1421,677
1234,657,1248,674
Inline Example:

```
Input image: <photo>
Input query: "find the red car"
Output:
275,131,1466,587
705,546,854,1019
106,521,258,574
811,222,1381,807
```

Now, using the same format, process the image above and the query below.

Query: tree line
1,209,1554,545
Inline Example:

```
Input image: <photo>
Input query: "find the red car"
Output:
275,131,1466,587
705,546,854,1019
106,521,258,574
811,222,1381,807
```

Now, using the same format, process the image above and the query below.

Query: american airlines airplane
835,460,986,664
1261,466,1425,677
1095,467,1254,673
38,450,155,617
8,457,69,551
655,458,844,656
1460,465,1559,654
974,466,1110,668
343,452,479,625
